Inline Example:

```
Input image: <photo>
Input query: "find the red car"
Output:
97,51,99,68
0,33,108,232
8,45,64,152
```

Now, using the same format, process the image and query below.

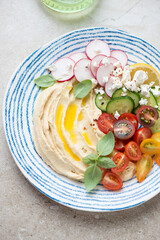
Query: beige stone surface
0,0,160,239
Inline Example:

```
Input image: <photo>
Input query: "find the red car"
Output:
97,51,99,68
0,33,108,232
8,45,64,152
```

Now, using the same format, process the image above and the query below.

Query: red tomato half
113,120,135,140
102,172,123,190
111,152,129,173
97,113,117,134
118,113,138,130
114,138,130,151
133,127,152,145
125,141,142,161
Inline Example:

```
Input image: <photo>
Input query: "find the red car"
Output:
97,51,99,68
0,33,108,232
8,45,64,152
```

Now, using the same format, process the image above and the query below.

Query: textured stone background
0,0,160,239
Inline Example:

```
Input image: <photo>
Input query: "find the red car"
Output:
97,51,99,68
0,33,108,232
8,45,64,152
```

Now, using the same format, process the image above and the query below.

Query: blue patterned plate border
3,27,160,212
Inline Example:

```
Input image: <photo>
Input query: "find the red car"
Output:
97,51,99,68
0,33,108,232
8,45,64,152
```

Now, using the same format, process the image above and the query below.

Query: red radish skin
86,39,111,60
50,57,75,82
69,52,87,63
111,50,128,69
74,58,94,82
90,54,107,77
96,64,114,87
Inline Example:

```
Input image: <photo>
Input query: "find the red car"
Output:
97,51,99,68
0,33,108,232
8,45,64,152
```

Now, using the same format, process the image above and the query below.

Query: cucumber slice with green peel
139,91,158,108
106,96,135,115
112,88,140,108
133,106,141,115
150,117,160,133
95,93,111,112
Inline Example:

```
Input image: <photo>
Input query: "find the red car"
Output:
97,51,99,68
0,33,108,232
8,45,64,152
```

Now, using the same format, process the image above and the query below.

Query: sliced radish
69,52,87,63
104,77,115,97
86,39,110,60
111,50,128,69
50,57,75,82
74,58,94,82
96,64,114,87
90,54,107,77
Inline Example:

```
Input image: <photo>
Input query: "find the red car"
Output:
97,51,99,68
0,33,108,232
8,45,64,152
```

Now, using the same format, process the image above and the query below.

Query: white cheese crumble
94,88,105,95
124,81,140,92
98,96,103,100
102,76,109,84
132,70,148,85
112,67,123,77
139,98,148,105
150,87,160,97
140,84,151,97
121,66,131,83
93,61,99,68
47,64,57,72
110,76,123,91
113,61,121,68
121,92,127,96
114,110,120,119
101,57,109,66
122,87,127,92
155,105,159,109
91,78,97,85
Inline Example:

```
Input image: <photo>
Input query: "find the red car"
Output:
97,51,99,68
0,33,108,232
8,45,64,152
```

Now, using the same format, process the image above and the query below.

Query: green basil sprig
82,132,116,191
73,80,92,99
34,75,56,88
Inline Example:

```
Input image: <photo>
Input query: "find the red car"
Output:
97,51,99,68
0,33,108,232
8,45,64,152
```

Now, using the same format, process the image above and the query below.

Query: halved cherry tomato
113,120,135,140
114,138,130,151
137,154,153,182
154,154,160,165
140,138,160,155
133,127,152,145
151,132,160,143
125,141,142,161
118,113,138,130
111,152,129,173
136,106,159,127
97,113,117,134
102,171,123,190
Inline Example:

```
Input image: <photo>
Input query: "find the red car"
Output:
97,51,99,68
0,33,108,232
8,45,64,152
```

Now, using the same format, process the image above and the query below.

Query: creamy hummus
33,78,103,180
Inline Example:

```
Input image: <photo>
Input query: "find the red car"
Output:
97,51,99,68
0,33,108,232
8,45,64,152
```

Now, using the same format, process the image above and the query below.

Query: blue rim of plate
2,27,160,212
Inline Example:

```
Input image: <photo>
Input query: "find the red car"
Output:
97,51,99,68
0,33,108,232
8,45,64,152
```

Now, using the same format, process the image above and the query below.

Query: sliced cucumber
133,106,141,115
112,88,140,108
106,96,135,115
140,91,158,108
150,117,160,133
95,93,111,112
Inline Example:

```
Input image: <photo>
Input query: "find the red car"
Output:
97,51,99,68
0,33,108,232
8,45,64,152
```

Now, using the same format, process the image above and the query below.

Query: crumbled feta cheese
155,105,159,109
139,98,148,105
124,81,140,92
133,70,148,85
102,76,109,84
122,67,131,83
114,110,120,119
94,88,105,95
121,92,127,96
155,85,160,90
140,84,150,97
47,64,56,72
91,78,97,85
150,88,160,97
112,67,123,77
93,61,99,68
122,87,127,92
110,76,122,91
124,65,130,72
98,96,103,100
101,57,108,66
113,61,121,68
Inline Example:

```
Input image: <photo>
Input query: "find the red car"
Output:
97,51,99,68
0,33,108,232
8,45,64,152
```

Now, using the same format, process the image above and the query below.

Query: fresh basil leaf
97,132,115,156
73,80,92,99
84,165,102,191
82,154,98,165
97,157,116,169
34,75,56,88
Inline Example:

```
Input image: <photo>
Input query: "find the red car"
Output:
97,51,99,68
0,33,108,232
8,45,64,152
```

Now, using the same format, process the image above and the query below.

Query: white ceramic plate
3,27,160,212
